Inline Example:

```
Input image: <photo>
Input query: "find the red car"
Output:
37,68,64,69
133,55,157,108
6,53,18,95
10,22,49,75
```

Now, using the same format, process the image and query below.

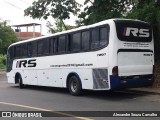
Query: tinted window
115,20,152,42
9,46,14,59
71,32,81,51
27,42,31,57
91,28,99,49
21,43,27,57
58,36,66,52
31,41,37,57
15,45,21,58
91,26,109,49
50,37,57,54
91,28,99,42
82,31,90,50
7,46,14,72
100,27,107,41
66,34,71,52
38,40,43,56
100,27,108,46
43,39,49,55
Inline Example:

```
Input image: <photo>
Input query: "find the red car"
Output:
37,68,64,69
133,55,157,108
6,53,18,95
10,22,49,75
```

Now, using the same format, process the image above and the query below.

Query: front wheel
68,76,82,96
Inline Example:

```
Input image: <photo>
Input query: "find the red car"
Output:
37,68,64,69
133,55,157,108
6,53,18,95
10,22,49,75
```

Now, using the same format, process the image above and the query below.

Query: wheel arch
66,72,82,89
15,72,21,84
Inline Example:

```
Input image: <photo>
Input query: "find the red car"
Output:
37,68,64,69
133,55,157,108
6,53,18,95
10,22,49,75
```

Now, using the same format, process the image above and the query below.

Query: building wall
16,32,41,41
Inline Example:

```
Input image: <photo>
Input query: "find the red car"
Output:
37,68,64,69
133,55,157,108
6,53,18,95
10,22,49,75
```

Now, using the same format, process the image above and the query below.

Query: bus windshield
115,20,152,42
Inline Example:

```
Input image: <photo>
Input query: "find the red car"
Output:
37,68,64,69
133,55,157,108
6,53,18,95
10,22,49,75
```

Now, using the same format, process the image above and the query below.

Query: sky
0,0,85,35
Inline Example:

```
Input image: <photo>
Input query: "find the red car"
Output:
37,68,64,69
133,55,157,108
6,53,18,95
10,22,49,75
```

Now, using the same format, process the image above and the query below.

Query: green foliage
76,0,160,61
47,19,66,33
126,0,160,61
0,21,18,54
77,0,133,25
0,54,6,69
24,0,81,19
24,0,82,29
77,0,160,26
47,19,77,33
126,1,160,23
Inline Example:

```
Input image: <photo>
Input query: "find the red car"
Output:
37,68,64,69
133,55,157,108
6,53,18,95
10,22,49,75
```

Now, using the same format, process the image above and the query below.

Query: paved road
0,72,160,120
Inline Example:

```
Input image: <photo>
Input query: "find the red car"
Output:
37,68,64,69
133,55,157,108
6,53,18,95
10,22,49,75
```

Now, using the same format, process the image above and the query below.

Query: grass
0,54,6,69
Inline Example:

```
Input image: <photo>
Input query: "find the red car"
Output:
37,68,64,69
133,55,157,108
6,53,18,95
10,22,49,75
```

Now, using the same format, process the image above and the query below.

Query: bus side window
71,32,81,51
82,31,90,50
91,28,99,49
66,34,71,52
15,45,21,58
43,38,49,55
58,35,66,53
27,42,31,57
10,46,14,60
38,40,43,56
54,38,58,53
21,43,27,57
100,27,108,46
31,41,37,57
50,37,57,54
7,46,14,72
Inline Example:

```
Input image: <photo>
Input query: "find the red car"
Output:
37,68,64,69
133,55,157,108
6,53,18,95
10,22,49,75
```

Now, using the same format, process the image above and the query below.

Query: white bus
6,19,154,96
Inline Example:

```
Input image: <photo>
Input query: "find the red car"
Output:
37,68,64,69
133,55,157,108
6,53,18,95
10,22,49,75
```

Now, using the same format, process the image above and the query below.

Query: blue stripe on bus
110,75,154,90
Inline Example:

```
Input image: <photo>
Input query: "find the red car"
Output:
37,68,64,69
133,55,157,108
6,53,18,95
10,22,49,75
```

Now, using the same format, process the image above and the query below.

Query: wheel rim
71,80,78,93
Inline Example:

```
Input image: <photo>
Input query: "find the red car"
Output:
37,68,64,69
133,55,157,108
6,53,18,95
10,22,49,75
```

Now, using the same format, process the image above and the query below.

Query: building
12,23,42,41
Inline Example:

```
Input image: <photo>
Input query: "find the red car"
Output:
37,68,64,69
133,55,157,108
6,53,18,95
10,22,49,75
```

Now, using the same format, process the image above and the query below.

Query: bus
6,19,154,96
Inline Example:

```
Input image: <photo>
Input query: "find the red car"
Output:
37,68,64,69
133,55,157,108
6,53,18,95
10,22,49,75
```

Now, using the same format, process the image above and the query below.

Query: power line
0,0,11,8
18,0,31,5
1,0,23,11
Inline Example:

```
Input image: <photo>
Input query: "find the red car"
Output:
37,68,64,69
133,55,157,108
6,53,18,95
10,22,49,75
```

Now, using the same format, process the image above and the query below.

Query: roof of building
12,23,41,27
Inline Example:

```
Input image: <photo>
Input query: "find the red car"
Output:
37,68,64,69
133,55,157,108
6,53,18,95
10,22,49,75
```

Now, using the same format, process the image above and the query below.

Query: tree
126,0,160,23
77,0,133,25
47,19,77,34
47,19,65,34
24,0,81,30
126,0,160,61
0,21,18,54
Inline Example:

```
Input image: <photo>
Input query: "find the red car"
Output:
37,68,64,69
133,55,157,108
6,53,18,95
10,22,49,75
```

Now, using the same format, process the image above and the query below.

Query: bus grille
92,69,109,89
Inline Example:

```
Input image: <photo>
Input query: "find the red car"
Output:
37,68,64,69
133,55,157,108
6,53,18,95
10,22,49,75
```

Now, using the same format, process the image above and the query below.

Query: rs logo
124,27,150,37
16,59,37,68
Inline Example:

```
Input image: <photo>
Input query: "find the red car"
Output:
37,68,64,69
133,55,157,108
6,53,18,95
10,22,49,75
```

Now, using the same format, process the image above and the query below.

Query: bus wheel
68,76,82,96
18,77,24,89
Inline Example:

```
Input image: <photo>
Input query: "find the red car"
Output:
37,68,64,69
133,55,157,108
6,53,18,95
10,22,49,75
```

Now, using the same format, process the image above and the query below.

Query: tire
68,76,82,96
18,76,24,89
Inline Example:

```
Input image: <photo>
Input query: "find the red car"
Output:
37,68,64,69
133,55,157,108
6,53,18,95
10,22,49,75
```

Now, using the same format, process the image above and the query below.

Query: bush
0,54,6,69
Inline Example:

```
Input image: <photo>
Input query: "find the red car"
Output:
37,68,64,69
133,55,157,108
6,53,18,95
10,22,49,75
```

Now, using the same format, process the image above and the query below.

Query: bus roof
9,18,148,47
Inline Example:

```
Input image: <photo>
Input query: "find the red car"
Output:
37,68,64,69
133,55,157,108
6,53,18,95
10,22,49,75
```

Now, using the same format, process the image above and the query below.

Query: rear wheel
18,76,24,89
68,76,82,96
